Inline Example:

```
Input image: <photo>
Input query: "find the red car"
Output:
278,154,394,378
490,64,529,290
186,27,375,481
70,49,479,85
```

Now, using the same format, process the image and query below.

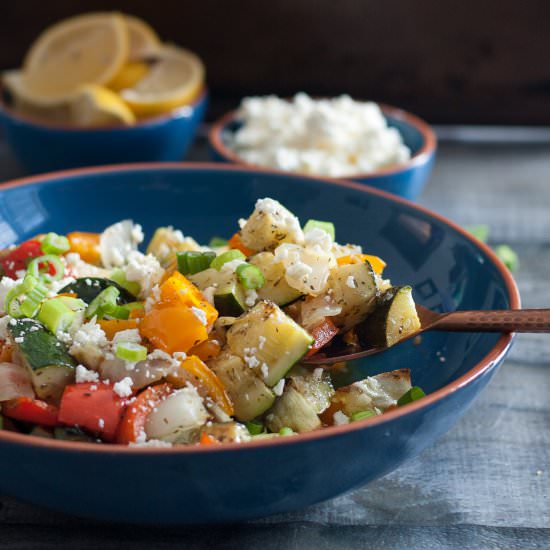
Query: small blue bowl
0,164,518,524
209,103,437,200
0,90,208,174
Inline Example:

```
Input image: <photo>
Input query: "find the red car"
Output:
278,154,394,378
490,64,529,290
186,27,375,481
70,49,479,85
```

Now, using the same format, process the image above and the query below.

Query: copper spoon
302,305,550,365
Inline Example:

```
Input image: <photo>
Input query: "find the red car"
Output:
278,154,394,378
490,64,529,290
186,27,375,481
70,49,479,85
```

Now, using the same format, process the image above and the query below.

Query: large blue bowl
0,164,518,524
0,91,207,174
209,104,437,200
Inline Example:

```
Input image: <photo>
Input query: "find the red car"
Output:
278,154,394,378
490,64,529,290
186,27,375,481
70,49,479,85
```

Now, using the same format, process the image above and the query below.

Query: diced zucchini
226,301,313,386
327,260,379,331
146,227,201,268
358,286,421,347
202,421,251,443
59,277,136,305
240,198,304,251
326,368,412,419
266,386,321,433
9,319,76,402
189,268,247,316
265,369,334,433
208,351,275,421
249,252,303,306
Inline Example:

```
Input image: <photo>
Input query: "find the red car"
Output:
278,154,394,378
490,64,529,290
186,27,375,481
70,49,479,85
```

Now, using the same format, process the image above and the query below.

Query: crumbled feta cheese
123,251,164,298
243,348,260,369
260,363,269,380
258,335,266,350
144,284,161,313
0,277,20,315
220,259,247,273
131,224,144,245
304,227,333,250
231,93,410,177
112,329,141,344
333,411,350,425
202,286,216,306
0,316,12,340
346,275,357,289
113,377,133,398
75,364,100,383
173,351,187,361
244,289,258,307
191,306,207,326
13,336,24,344
98,418,105,429
15,269,26,279
272,378,285,396
129,438,173,448
48,276,77,297
69,318,108,369
99,220,141,268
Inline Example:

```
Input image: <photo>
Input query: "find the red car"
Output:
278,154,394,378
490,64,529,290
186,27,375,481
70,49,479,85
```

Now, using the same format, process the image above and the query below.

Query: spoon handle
432,309,550,333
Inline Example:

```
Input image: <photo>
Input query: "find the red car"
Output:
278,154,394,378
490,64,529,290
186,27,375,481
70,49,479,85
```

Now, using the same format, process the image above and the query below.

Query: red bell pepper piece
116,383,174,444
2,397,59,427
0,240,43,279
58,383,127,442
306,318,339,357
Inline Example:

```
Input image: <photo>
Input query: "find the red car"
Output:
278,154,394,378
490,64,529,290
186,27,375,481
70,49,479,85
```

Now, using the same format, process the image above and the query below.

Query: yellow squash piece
20,12,129,106
120,45,205,117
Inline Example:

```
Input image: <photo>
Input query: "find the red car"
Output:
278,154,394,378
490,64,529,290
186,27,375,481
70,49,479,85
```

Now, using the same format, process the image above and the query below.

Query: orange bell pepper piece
159,272,217,328
67,232,101,265
140,304,209,354
228,232,255,257
200,432,218,445
167,355,234,417
337,253,386,275
189,338,221,362
98,319,140,340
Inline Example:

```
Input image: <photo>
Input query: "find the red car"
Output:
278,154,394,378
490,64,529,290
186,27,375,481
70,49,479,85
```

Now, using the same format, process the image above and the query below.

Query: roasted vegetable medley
0,198,424,446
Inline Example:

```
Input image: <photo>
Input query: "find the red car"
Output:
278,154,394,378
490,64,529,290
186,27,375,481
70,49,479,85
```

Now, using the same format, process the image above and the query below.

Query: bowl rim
0,85,208,132
0,162,519,454
208,102,437,180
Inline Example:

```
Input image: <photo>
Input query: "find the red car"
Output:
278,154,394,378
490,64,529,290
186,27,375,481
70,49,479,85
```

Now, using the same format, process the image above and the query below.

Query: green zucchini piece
189,268,247,316
54,426,96,442
358,286,421,347
248,252,303,306
59,277,136,305
9,319,76,402
208,351,275,421
327,260,379,331
226,301,314,387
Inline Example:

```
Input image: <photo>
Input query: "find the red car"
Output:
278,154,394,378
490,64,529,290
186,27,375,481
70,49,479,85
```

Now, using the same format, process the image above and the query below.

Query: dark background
2,0,549,124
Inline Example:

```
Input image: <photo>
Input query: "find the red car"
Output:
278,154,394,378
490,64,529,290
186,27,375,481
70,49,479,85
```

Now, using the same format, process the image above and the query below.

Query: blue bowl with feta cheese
0,163,517,524
209,96,437,200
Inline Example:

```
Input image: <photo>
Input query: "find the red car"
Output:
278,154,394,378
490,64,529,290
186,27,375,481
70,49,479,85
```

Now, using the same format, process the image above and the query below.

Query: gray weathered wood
0,135,549,549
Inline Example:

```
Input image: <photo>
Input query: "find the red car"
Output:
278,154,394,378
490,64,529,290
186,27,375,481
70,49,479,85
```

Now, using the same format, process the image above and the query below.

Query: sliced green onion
27,255,65,282
245,420,264,435
236,263,265,290
86,286,119,319
465,224,489,243
110,269,141,297
41,232,70,255
20,281,49,318
494,244,519,272
351,410,376,422
208,236,228,248
279,427,294,436
123,301,145,313
4,274,47,318
115,341,147,362
38,298,77,334
57,296,87,311
104,304,130,320
210,250,246,271
303,219,335,240
177,251,216,275
397,386,426,406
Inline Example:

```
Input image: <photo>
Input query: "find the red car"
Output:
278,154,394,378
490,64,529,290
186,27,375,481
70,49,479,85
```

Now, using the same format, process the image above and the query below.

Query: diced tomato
58,383,127,442
306,318,339,357
0,240,43,279
3,397,59,427
228,232,255,257
200,432,218,446
117,383,174,444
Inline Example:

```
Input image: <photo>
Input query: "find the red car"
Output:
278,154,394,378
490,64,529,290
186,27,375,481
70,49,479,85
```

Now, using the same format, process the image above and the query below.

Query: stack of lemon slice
2,12,205,127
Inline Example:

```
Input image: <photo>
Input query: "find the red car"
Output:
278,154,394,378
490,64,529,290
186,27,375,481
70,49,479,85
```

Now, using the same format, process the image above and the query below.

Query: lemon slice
21,12,129,106
120,45,204,117
108,61,150,92
69,85,136,127
125,15,161,61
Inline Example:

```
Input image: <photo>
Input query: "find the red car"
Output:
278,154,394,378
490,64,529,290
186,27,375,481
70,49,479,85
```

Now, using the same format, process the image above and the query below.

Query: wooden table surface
0,135,548,550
